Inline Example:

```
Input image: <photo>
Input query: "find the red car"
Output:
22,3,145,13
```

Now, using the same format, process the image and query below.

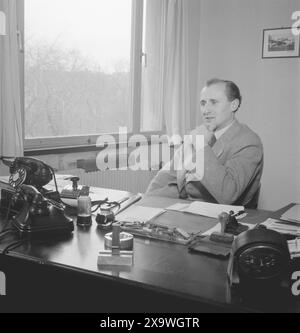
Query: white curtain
0,0,23,161
141,0,191,139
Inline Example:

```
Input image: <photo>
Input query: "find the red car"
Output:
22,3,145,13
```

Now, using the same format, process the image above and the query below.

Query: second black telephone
0,157,74,237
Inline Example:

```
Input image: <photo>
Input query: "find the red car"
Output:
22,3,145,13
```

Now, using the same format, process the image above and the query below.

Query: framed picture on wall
262,27,300,58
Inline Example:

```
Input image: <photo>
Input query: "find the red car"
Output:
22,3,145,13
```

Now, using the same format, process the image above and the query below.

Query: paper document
281,204,300,223
116,205,166,223
261,218,300,236
166,201,244,219
166,203,190,211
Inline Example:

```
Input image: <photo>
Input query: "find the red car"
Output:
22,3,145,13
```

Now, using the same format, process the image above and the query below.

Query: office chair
243,185,261,209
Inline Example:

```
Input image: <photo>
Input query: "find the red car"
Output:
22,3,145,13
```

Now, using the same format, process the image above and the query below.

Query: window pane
25,0,132,138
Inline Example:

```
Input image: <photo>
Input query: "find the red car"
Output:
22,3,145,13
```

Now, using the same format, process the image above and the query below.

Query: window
22,0,160,151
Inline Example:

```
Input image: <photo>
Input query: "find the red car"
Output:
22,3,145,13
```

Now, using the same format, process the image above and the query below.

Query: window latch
141,51,147,68
17,29,24,53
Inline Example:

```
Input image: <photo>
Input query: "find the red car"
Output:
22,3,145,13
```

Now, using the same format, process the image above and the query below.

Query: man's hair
206,78,242,111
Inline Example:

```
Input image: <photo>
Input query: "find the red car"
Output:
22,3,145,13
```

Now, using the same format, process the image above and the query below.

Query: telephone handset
17,184,63,215
7,157,53,189
0,157,74,237
9,183,73,237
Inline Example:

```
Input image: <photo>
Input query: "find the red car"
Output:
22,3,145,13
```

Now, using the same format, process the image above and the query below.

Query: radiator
60,168,158,194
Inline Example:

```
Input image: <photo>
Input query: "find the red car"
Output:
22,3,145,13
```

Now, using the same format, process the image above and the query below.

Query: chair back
244,185,261,209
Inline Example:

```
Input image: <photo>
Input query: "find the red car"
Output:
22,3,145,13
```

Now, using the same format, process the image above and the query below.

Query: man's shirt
183,120,235,184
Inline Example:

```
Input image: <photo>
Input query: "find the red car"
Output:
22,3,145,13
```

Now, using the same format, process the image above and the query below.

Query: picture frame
262,27,300,58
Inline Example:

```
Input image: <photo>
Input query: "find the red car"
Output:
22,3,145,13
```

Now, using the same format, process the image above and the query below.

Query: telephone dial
6,157,53,189
0,157,74,237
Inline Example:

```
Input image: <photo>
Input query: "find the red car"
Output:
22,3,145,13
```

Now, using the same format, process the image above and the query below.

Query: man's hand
189,124,217,147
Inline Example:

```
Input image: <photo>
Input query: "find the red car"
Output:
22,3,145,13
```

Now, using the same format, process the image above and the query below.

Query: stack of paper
261,218,300,236
166,201,245,219
281,204,300,223
262,205,300,236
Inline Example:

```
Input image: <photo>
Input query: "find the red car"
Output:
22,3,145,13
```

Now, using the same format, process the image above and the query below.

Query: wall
197,0,300,210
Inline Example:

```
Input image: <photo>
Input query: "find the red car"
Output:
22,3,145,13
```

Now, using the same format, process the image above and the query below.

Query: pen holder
217,211,249,236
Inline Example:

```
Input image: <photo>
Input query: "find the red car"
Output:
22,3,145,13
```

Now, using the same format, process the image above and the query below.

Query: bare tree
25,38,131,138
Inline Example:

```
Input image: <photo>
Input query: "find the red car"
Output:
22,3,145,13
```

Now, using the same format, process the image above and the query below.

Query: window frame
20,0,163,154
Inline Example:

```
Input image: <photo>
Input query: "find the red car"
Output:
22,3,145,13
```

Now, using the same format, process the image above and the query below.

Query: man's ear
231,99,239,112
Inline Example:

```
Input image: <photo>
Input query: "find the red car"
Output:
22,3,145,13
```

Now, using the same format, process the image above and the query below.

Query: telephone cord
1,239,27,255
0,228,16,238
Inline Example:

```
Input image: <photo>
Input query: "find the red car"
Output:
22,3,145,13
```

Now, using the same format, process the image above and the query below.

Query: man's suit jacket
146,120,264,208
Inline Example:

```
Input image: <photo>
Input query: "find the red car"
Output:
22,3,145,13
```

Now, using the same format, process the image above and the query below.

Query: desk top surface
0,187,299,312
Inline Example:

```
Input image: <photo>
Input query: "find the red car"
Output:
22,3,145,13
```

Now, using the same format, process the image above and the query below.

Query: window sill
24,131,170,156
24,144,101,156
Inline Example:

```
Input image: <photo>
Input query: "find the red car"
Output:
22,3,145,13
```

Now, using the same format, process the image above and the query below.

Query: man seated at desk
146,78,264,208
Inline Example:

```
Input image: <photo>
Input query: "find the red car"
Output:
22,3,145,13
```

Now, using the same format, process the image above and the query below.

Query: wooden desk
0,190,299,313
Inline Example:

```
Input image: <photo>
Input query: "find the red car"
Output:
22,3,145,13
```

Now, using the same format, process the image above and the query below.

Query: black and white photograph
0,0,300,321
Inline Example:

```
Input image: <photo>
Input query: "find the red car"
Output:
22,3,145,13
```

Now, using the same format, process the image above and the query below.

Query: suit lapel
212,120,242,158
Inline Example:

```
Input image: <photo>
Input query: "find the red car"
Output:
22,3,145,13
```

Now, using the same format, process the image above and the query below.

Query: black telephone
5,157,53,189
0,157,74,237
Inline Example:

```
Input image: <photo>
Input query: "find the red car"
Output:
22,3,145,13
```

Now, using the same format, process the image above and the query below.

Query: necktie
207,131,217,147
175,146,187,197
177,130,216,197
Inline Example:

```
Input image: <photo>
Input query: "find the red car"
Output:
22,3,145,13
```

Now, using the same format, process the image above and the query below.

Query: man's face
200,83,236,131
